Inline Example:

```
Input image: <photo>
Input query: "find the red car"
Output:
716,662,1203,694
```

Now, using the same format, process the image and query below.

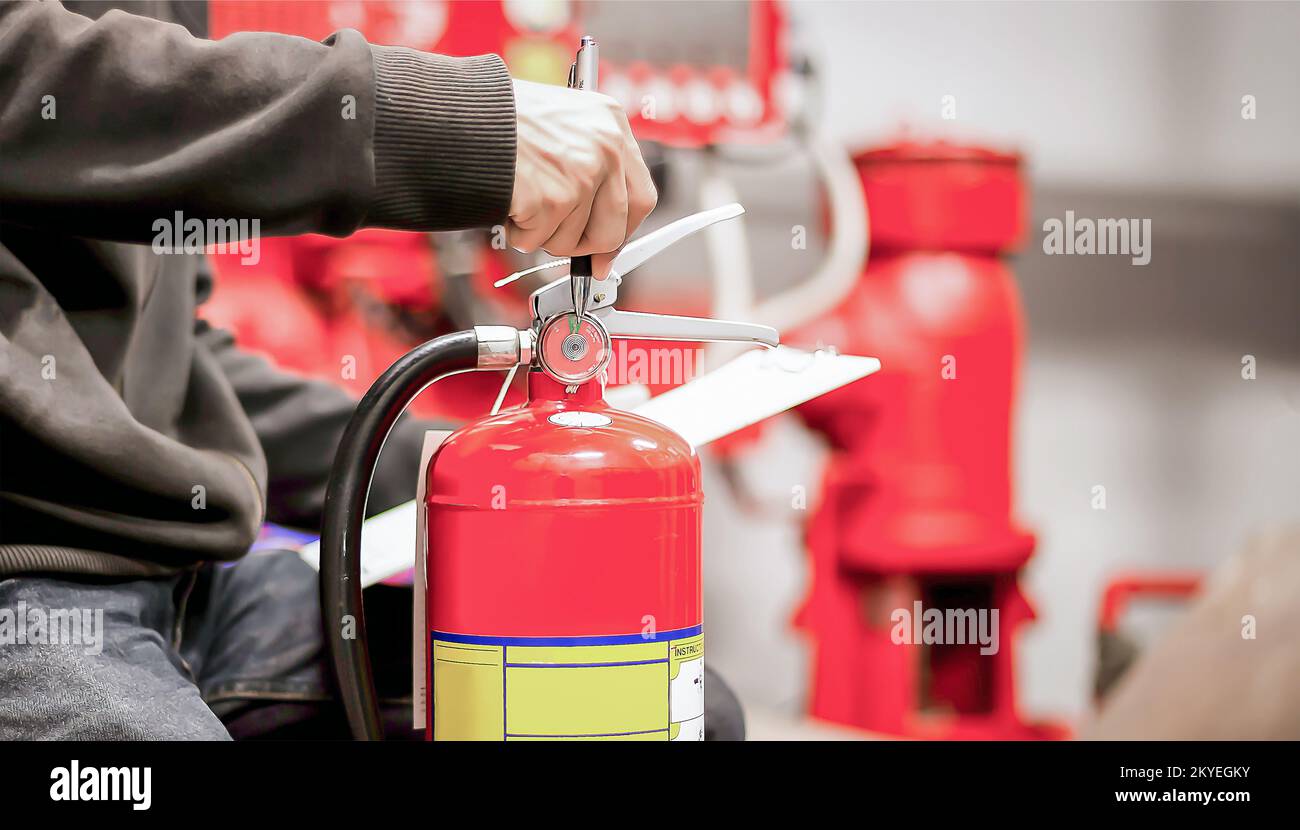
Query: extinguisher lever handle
522,203,748,320
595,308,779,348
606,202,745,281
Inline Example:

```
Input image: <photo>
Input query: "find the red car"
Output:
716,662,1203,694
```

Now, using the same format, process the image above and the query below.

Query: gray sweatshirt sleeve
0,0,516,239
194,316,444,531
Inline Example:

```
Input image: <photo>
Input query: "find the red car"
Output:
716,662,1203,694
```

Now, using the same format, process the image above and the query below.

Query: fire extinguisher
318,202,778,740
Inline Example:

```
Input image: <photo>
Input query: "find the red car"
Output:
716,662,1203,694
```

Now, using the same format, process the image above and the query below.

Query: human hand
508,79,657,277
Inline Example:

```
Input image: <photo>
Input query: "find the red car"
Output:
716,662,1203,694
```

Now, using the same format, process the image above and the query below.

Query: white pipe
700,162,754,321
749,130,869,335
700,156,758,371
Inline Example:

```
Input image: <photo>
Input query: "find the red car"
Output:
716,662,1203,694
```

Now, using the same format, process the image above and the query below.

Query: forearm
0,1,516,241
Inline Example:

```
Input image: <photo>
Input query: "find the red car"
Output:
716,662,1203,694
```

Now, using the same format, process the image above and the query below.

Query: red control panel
208,0,787,147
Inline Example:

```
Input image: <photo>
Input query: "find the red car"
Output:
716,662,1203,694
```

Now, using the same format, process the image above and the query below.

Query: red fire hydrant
790,141,1063,739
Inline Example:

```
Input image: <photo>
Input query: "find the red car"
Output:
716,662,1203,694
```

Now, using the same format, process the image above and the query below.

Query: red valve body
790,141,1065,739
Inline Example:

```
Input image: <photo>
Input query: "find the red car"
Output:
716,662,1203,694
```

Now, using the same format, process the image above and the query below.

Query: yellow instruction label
431,627,704,741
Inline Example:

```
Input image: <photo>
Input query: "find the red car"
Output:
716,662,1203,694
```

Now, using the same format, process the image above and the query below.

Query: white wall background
791,0,1300,196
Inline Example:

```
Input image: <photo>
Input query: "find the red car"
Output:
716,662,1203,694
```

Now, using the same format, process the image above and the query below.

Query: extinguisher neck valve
529,370,605,403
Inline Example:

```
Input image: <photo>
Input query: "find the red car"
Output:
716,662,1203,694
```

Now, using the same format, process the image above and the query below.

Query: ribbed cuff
0,544,188,579
366,46,516,231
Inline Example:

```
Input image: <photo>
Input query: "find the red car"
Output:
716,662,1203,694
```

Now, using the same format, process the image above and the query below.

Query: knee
0,642,230,740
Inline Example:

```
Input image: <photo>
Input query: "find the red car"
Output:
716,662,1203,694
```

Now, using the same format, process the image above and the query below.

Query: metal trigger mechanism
505,203,780,385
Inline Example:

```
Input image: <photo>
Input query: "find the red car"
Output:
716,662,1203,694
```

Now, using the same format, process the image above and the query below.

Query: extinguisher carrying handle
319,327,531,740
594,308,778,347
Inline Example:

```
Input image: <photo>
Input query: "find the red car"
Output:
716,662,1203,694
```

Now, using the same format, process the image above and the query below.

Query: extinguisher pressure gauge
537,312,612,385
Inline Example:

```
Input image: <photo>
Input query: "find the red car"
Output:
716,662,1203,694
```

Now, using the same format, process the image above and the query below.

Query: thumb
591,251,616,280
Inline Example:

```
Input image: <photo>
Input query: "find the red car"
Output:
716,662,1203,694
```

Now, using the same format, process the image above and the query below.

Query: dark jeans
0,550,745,740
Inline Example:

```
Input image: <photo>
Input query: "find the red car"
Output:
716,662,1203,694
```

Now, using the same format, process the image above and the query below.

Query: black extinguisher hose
319,330,479,740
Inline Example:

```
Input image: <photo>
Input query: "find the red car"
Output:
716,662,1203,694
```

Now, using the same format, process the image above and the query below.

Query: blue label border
431,625,702,647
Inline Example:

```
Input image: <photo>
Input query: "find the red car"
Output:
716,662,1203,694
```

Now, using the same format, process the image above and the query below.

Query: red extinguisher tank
424,371,706,741
319,203,779,742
